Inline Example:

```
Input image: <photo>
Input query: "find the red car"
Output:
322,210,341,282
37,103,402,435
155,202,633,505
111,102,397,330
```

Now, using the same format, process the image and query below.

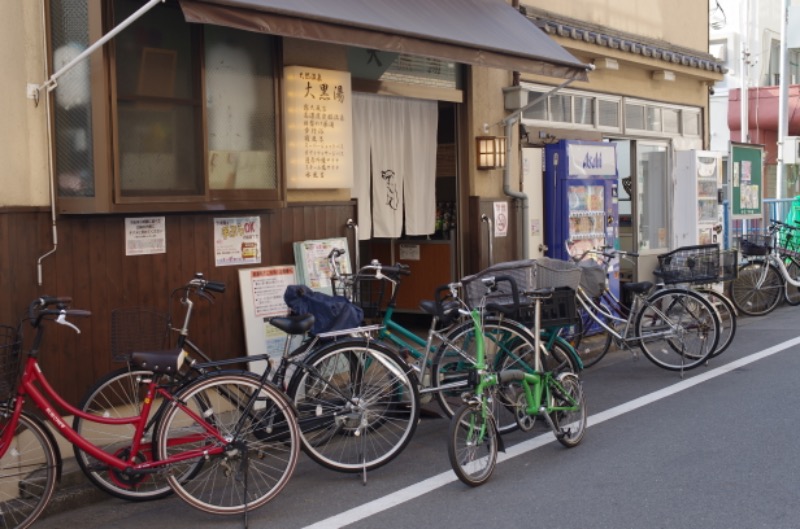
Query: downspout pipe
31,0,165,285
501,75,591,258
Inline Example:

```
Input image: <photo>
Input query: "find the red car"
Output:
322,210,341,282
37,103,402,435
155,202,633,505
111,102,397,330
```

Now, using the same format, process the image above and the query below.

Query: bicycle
565,246,721,374
652,243,738,358
0,296,300,529
730,219,800,316
328,250,580,434
446,276,587,486
75,275,419,493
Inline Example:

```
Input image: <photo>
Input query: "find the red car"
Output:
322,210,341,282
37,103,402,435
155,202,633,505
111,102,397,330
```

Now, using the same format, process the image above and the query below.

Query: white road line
302,336,800,529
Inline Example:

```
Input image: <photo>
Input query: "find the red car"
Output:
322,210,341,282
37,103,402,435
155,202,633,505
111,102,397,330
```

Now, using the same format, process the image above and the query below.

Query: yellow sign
284,66,353,189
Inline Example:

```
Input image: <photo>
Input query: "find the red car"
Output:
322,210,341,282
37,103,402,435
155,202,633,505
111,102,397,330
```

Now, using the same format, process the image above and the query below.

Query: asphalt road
34,301,800,529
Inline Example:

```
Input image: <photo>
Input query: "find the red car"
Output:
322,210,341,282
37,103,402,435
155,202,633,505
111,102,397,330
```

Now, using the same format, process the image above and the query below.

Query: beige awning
179,0,590,81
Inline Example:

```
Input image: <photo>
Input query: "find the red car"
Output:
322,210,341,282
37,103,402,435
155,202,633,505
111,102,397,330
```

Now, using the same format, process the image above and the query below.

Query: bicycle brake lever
56,311,81,334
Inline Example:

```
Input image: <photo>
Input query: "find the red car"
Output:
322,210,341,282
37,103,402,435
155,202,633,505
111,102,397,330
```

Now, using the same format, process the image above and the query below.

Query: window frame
519,82,703,140
54,0,285,215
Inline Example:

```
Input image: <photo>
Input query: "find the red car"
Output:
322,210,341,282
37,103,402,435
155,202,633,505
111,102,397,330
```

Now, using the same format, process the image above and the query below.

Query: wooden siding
0,203,356,404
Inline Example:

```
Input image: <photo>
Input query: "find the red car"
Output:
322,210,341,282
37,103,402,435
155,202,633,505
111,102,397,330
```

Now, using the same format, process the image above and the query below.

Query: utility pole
740,0,751,144
776,0,789,199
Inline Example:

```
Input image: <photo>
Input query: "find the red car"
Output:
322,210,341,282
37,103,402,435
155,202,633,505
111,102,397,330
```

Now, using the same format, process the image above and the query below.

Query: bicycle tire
432,318,576,434
447,403,497,487
73,367,187,501
694,288,737,357
287,339,419,473
782,256,800,306
549,373,587,448
155,373,299,515
635,289,719,371
0,409,59,529
572,301,617,368
730,261,783,316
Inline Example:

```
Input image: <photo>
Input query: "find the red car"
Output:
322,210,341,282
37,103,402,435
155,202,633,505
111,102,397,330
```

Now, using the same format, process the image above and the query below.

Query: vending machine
672,150,724,248
544,140,619,259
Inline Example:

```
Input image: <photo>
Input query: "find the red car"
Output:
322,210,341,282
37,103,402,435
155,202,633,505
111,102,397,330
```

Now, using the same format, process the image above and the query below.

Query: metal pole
740,0,750,143
777,0,790,199
29,0,165,103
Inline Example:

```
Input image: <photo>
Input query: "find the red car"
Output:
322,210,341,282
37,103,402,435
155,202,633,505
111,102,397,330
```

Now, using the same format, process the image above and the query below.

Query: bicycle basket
461,259,536,309
578,261,606,298
655,244,720,285
110,307,171,362
738,232,771,256
0,325,21,402
517,287,578,328
719,249,739,282
534,257,582,290
332,272,387,320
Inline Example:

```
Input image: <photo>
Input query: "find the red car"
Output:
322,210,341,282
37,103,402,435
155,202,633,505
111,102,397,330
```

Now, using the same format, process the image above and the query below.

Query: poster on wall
284,66,353,189
238,266,298,373
729,143,764,220
494,201,508,238
125,216,166,256
293,237,351,294
214,216,261,267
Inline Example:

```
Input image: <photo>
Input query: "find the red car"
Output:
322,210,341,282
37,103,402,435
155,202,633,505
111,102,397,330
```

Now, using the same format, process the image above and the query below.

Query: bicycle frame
1,355,229,474
576,287,681,347
470,295,580,425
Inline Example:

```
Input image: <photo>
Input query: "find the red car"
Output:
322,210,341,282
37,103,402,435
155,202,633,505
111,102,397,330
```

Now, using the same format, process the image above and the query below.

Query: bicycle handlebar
27,296,91,331
188,273,225,294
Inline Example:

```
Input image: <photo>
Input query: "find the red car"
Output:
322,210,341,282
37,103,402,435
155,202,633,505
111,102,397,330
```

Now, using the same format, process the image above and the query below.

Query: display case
673,150,724,247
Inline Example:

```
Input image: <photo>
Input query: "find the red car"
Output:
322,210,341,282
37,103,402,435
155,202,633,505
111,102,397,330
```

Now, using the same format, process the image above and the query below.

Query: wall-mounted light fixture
476,136,506,170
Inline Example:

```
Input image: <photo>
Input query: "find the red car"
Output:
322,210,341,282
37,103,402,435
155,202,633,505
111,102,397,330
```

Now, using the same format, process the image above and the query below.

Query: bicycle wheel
0,410,58,529
73,367,182,501
287,339,419,473
155,373,299,515
433,319,567,434
782,256,800,306
730,261,783,316
695,288,737,357
447,403,497,487
635,289,719,371
549,373,587,448
495,333,578,434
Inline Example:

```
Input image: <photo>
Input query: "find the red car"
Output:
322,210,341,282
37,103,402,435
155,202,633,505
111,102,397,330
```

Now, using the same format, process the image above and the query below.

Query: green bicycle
447,275,587,486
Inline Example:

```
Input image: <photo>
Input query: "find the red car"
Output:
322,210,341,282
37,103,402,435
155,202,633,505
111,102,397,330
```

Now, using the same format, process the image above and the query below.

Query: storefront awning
179,0,590,81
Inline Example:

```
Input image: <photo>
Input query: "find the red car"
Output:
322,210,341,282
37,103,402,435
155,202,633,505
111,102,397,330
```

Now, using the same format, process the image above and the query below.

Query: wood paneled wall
0,203,357,404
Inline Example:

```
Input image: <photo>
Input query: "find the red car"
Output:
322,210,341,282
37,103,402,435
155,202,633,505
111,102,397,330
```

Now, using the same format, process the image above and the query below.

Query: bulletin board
729,142,764,220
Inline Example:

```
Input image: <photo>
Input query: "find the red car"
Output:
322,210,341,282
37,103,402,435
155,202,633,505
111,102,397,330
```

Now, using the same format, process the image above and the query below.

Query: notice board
729,142,764,220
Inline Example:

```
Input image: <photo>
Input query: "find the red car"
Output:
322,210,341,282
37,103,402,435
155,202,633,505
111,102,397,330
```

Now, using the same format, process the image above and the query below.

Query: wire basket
534,257,582,290
578,261,607,298
331,273,388,320
110,307,171,362
655,244,722,285
0,325,21,402
738,232,772,257
517,287,579,328
461,259,537,309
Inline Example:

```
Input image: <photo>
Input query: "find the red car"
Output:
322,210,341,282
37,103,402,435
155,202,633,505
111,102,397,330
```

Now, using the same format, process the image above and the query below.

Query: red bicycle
0,296,299,529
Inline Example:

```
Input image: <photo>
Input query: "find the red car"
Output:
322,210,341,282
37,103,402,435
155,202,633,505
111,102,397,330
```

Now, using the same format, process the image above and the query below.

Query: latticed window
50,0,281,213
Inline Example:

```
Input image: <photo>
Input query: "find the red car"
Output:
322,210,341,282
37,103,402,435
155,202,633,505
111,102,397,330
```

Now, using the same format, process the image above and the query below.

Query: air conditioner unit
784,137,800,165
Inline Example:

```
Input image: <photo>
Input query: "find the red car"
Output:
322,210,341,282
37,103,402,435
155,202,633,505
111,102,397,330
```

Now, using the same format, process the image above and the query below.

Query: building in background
709,0,800,199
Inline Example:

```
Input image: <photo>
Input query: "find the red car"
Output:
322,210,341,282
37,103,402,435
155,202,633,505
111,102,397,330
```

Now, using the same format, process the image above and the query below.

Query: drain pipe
501,77,585,259
30,0,165,285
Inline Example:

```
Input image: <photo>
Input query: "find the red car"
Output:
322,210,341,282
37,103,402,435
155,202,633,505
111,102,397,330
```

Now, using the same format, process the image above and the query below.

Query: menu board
284,66,353,189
